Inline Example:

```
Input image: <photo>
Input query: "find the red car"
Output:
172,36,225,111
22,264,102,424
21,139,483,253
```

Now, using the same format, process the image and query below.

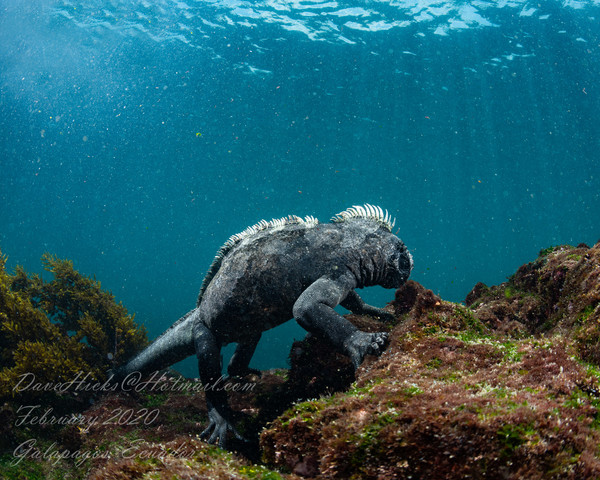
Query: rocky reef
2,242,600,479
262,242,600,479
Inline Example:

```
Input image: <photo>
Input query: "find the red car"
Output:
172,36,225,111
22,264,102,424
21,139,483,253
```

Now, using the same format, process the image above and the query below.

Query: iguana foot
200,406,246,448
344,331,389,370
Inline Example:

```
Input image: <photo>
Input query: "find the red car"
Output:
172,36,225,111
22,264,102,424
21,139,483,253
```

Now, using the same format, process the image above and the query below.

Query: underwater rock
392,279,442,316
261,242,600,479
466,241,600,361
285,311,390,402
3,243,600,479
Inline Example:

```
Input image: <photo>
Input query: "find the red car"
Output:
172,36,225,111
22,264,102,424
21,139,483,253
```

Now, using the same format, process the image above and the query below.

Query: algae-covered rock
3,243,600,479
69,384,300,480
0,368,297,480
261,242,600,479
466,242,600,362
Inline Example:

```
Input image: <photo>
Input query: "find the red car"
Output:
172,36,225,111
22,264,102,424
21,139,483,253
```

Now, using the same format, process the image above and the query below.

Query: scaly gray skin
111,205,413,448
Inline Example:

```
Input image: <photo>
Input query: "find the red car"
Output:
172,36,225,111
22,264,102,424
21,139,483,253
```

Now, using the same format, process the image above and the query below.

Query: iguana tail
111,308,197,380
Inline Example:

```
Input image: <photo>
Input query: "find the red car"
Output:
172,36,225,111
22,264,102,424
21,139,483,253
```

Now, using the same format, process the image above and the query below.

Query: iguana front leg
193,322,244,447
341,290,396,323
293,273,389,370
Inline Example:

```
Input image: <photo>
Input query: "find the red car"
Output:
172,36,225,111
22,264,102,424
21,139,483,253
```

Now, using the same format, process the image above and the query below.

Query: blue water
1,0,599,374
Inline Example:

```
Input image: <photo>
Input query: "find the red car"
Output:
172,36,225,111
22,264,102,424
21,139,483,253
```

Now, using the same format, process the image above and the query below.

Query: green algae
0,248,148,406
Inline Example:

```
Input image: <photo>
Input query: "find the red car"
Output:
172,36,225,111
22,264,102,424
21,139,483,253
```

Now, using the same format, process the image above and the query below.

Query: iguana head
340,220,412,289
330,205,413,289
379,234,413,289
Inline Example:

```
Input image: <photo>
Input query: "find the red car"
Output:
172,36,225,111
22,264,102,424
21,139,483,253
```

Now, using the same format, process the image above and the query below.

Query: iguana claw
200,405,246,448
345,331,390,370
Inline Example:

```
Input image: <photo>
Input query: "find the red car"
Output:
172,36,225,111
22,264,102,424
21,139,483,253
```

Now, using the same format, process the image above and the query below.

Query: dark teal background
1,0,599,374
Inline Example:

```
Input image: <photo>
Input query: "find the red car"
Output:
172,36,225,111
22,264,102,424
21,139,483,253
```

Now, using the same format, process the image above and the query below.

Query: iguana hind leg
227,334,262,377
193,322,245,447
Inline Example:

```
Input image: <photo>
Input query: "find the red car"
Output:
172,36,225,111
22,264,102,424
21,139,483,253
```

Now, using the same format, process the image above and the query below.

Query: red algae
261,243,600,479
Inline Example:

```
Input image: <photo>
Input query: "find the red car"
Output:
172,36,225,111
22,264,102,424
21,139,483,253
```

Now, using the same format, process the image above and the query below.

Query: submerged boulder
261,241,600,479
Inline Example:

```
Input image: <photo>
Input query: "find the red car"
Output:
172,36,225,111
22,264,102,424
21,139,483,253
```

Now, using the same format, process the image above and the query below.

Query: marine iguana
111,204,413,447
